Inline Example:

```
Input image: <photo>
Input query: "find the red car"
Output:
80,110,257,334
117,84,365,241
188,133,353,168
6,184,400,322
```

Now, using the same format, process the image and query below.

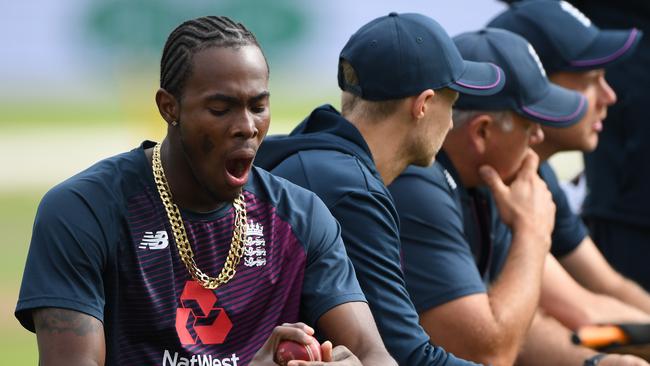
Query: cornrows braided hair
160,16,264,99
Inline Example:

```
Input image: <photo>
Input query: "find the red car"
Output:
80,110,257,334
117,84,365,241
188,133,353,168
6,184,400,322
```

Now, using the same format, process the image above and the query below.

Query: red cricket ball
275,336,322,365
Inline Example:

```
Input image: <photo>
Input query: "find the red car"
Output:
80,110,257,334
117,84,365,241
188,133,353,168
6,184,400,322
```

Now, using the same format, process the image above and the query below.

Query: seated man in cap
256,12,504,366
571,0,650,293
490,0,650,325
389,28,648,366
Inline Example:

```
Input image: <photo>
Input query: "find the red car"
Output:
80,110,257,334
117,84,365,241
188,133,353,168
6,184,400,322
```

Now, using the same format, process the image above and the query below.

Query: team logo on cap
527,43,547,77
560,1,591,28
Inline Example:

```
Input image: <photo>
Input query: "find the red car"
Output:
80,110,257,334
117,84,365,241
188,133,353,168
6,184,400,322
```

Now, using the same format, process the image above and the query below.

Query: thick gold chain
152,142,247,289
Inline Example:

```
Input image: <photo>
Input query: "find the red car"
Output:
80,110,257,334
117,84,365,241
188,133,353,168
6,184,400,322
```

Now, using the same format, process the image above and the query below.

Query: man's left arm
560,237,650,314
540,253,650,329
317,302,396,365
517,310,649,366
540,162,650,317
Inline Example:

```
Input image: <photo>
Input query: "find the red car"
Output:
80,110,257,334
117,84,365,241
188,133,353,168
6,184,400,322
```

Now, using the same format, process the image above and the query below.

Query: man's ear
155,88,179,126
467,113,494,155
411,89,436,120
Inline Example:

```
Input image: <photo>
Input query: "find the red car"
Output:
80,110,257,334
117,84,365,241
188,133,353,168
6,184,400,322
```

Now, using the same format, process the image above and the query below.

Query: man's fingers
320,341,333,362
269,324,314,345
518,149,540,176
331,345,355,361
479,165,508,198
280,322,315,337
286,345,360,366
251,323,316,365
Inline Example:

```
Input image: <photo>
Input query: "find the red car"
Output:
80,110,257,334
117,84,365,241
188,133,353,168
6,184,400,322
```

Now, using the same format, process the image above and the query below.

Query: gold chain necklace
152,142,248,289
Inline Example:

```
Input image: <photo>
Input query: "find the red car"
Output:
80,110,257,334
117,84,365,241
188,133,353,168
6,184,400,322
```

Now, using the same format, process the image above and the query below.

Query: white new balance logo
139,231,169,250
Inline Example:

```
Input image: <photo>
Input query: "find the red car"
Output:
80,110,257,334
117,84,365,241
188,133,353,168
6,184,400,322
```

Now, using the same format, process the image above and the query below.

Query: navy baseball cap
454,28,586,127
338,12,505,101
488,0,642,73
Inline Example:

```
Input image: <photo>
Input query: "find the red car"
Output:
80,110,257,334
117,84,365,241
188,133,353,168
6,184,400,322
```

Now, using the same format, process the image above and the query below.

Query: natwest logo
175,281,232,344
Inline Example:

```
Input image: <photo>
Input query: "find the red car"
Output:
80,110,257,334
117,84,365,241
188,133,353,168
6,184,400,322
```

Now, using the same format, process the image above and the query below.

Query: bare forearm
541,254,599,329
432,229,548,365
340,329,396,365
355,350,397,366
602,278,650,315
542,274,650,328
542,255,650,330
517,311,597,366
318,302,396,366
519,311,650,366
487,229,548,352
426,230,549,365
585,293,650,325
561,238,650,315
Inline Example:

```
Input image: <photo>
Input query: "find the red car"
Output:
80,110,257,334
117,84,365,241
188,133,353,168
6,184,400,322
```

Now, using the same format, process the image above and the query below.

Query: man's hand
250,323,362,366
250,323,318,365
599,353,649,366
288,345,362,366
586,295,650,326
480,149,555,246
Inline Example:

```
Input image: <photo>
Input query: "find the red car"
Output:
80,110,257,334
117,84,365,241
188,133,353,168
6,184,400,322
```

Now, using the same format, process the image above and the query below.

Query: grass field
1,189,43,365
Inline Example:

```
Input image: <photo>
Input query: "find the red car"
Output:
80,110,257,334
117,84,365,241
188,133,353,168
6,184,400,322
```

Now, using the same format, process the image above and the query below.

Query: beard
179,133,241,205
408,129,444,167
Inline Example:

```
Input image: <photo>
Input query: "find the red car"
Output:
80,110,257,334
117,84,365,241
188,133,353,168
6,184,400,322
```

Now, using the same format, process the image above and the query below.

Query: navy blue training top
389,152,511,312
256,105,480,366
539,161,588,258
390,155,587,314
16,140,365,366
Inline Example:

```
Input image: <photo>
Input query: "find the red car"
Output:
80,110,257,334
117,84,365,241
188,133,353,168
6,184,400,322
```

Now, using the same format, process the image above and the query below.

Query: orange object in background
572,324,650,361
573,325,630,348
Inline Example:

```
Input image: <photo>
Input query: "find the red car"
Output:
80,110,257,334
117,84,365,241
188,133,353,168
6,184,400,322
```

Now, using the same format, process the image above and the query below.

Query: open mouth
225,156,253,187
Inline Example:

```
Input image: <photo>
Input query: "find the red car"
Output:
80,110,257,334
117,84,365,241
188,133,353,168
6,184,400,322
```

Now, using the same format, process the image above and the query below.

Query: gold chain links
152,143,248,289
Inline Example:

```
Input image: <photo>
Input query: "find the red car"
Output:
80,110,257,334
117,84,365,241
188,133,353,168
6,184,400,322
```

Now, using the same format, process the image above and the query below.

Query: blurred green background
3,1,583,364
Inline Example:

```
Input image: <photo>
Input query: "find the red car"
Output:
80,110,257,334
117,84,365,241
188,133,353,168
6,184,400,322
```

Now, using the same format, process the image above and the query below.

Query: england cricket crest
244,220,266,267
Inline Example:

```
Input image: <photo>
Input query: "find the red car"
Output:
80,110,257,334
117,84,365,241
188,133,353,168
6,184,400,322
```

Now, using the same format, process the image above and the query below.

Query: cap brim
520,83,587,127
448,61,505,96
569,28,642,69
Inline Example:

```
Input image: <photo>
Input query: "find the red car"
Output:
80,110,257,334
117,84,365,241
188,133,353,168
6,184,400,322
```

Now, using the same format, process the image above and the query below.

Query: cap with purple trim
453,28,587,127
338,12,505,101
488,0,642,73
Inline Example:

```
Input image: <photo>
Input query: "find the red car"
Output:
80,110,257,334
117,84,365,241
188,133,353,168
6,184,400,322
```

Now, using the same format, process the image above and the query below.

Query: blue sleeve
389,169,486,312
15,184,108,331
539,163,588,258
298,193,367,326
331,192,480,366
488,201,513,281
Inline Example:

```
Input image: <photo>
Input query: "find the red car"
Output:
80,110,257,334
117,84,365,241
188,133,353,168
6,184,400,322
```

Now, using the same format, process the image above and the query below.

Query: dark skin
154,44,271,212
35,44,395,366
34,308,104,366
